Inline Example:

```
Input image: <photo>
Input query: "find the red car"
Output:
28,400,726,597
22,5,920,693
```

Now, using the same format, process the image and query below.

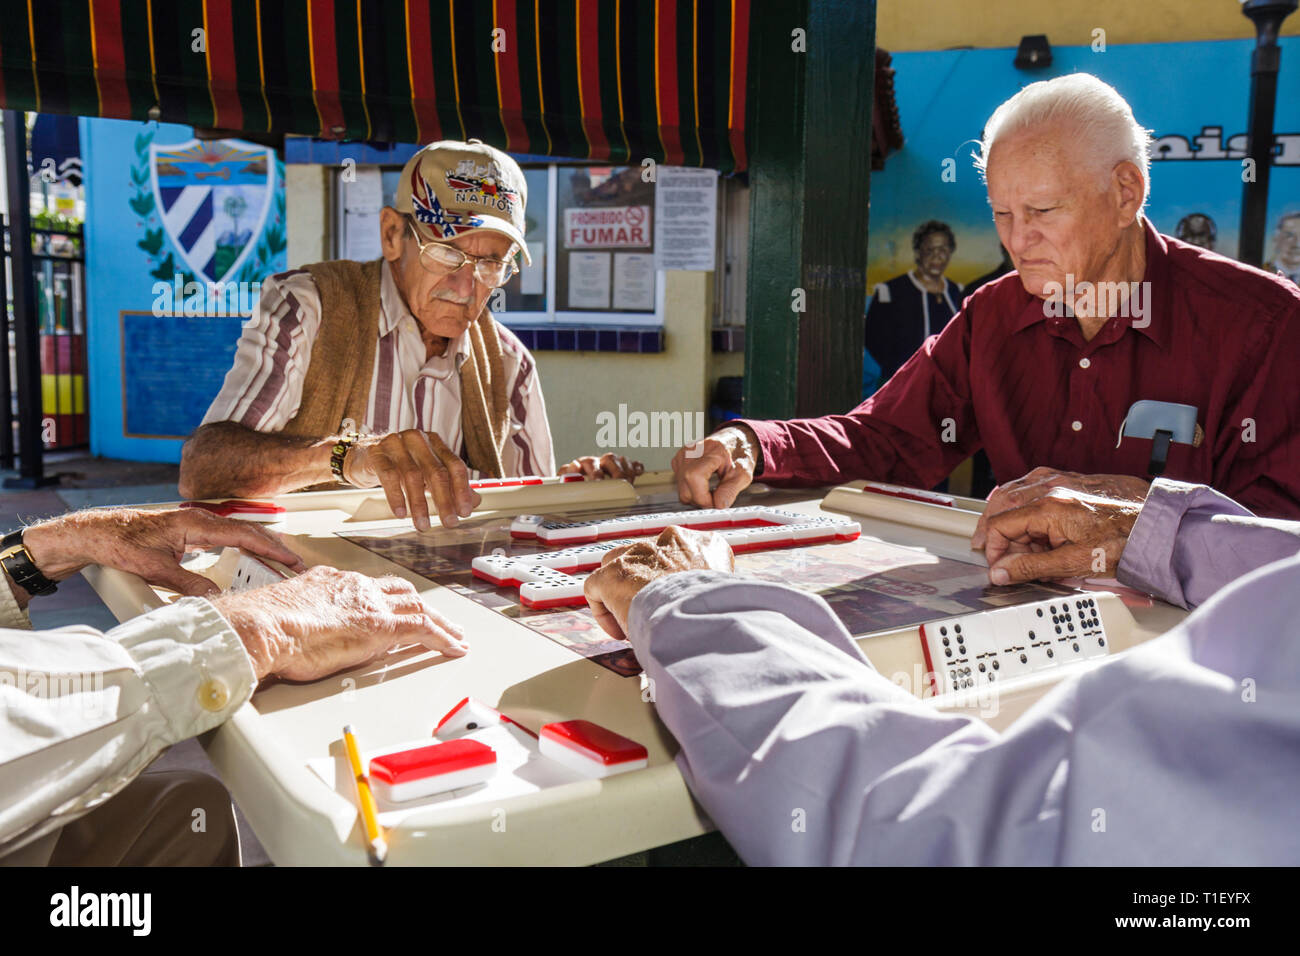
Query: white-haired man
181,140,638,533
674,73,1300,546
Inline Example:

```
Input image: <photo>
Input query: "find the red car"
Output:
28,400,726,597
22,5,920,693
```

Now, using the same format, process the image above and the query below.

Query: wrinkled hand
583,526,734,641
559,453,645,482
209,566,468,681
344,429,481,531
972,467,1149,551
671,425,761,510
983,487,1142,585
21,507,306,599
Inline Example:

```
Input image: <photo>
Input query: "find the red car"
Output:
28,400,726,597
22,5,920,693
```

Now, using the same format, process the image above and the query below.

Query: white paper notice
613,252,655,310
344,168,384,261
345,168,383,213
568,252,611,309
654,167,718,271
520,241,545,294
344,212,381,261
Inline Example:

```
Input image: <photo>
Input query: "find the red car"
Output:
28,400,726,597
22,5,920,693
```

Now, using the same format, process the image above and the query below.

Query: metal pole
1238,0,1298,266
0,214,13,468
2,110,51,488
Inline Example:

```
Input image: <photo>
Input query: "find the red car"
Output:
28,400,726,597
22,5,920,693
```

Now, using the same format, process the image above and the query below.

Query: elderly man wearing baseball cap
181,140,639,530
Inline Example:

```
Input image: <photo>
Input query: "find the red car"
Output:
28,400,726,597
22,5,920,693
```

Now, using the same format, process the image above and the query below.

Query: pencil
343,724,388,865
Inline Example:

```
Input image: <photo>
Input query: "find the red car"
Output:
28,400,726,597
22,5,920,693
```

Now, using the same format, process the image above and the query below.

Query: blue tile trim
502,326,665,353
285,139,586,167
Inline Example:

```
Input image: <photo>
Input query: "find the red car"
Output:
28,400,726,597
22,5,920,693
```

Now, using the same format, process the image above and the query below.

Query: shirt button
1071,420,1083,432
197,678,231,712
1078,357,1091,369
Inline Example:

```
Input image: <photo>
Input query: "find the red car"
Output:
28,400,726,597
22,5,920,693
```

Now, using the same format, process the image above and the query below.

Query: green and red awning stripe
0,0,750,172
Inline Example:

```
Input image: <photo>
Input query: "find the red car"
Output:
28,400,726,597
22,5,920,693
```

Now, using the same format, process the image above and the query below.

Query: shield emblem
150,139,274,283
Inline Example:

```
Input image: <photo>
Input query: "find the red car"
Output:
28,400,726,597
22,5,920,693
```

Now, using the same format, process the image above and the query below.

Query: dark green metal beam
744,0,876,421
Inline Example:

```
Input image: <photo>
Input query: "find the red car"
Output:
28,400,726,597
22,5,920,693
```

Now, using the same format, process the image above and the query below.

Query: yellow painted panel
42,374,86,414
876,0,1298,52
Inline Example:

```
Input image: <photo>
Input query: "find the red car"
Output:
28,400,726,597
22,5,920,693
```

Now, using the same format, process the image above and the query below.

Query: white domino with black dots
228,553,291,592
920,595,1110,696
475,507,861,608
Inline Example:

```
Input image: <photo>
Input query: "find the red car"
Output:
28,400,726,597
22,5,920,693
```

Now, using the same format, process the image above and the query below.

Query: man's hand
209,567,468,681
583,526,734,641
972,466,1149,550
983,487,1142,585
559,453,645,482
20,507,306,600
671,425,761,509
344,429,481,531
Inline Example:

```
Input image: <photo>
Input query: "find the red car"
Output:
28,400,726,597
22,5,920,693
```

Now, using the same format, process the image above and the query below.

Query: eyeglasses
406,220,519,287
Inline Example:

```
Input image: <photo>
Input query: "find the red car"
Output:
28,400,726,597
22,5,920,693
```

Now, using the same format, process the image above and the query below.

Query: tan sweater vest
285,259,510,478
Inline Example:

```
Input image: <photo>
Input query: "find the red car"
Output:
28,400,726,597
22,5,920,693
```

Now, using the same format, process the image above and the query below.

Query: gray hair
974,73,1153,212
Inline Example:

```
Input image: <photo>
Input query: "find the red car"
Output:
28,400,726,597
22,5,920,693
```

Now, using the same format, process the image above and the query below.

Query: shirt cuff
111,597,257,742
629,571,721,638
1117,479,1249,606
0,571,31,631
733,419,792,481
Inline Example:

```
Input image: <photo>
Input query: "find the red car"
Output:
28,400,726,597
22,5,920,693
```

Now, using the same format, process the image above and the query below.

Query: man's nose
443,262,477,296
1005,220,1035,258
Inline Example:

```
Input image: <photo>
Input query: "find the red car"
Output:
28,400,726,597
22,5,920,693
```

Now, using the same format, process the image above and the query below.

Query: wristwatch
0,529,59,597
330,436,355,485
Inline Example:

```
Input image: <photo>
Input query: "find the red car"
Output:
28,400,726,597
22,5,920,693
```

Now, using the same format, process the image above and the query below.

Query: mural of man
1265,211,1300,286
863,220,963,392
1175,213,1217,251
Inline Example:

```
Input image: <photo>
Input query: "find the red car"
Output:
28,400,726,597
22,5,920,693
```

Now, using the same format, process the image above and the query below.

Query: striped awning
0,0,751,172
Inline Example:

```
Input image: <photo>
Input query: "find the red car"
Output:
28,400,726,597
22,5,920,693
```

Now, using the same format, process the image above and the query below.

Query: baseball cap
394,139,532,265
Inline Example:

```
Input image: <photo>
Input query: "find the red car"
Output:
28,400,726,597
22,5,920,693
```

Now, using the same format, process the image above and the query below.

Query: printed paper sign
564,205,652,249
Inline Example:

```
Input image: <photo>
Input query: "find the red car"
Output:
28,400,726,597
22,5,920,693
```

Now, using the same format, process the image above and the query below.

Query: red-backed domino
181,499,287,522
519,571,590,609
433,696,539,741
434,697,504,738
369,739,497,802
538,720,648,777
510,514,546,538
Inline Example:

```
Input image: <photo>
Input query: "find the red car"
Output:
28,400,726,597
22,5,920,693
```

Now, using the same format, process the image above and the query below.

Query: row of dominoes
919,596,1110,696
508,505,858,545
474,516,862,609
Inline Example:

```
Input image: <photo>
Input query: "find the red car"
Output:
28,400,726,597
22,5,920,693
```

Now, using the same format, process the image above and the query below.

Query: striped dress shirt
202,260,556,477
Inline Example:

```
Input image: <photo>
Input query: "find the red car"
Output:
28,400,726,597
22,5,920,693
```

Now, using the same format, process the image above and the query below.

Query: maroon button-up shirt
743,218,1300,518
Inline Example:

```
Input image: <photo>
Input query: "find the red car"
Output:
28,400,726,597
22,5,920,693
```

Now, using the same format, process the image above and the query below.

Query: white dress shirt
0,587,253,863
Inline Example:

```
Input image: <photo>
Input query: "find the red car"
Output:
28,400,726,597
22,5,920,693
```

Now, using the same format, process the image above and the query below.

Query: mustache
430,290,473,305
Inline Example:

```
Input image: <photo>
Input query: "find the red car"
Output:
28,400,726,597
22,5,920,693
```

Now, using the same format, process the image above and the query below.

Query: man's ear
1111,161,1145,226
379,207,407,262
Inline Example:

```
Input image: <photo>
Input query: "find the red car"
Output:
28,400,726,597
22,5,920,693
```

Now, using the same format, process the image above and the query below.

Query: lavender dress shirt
627,480,1300,865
